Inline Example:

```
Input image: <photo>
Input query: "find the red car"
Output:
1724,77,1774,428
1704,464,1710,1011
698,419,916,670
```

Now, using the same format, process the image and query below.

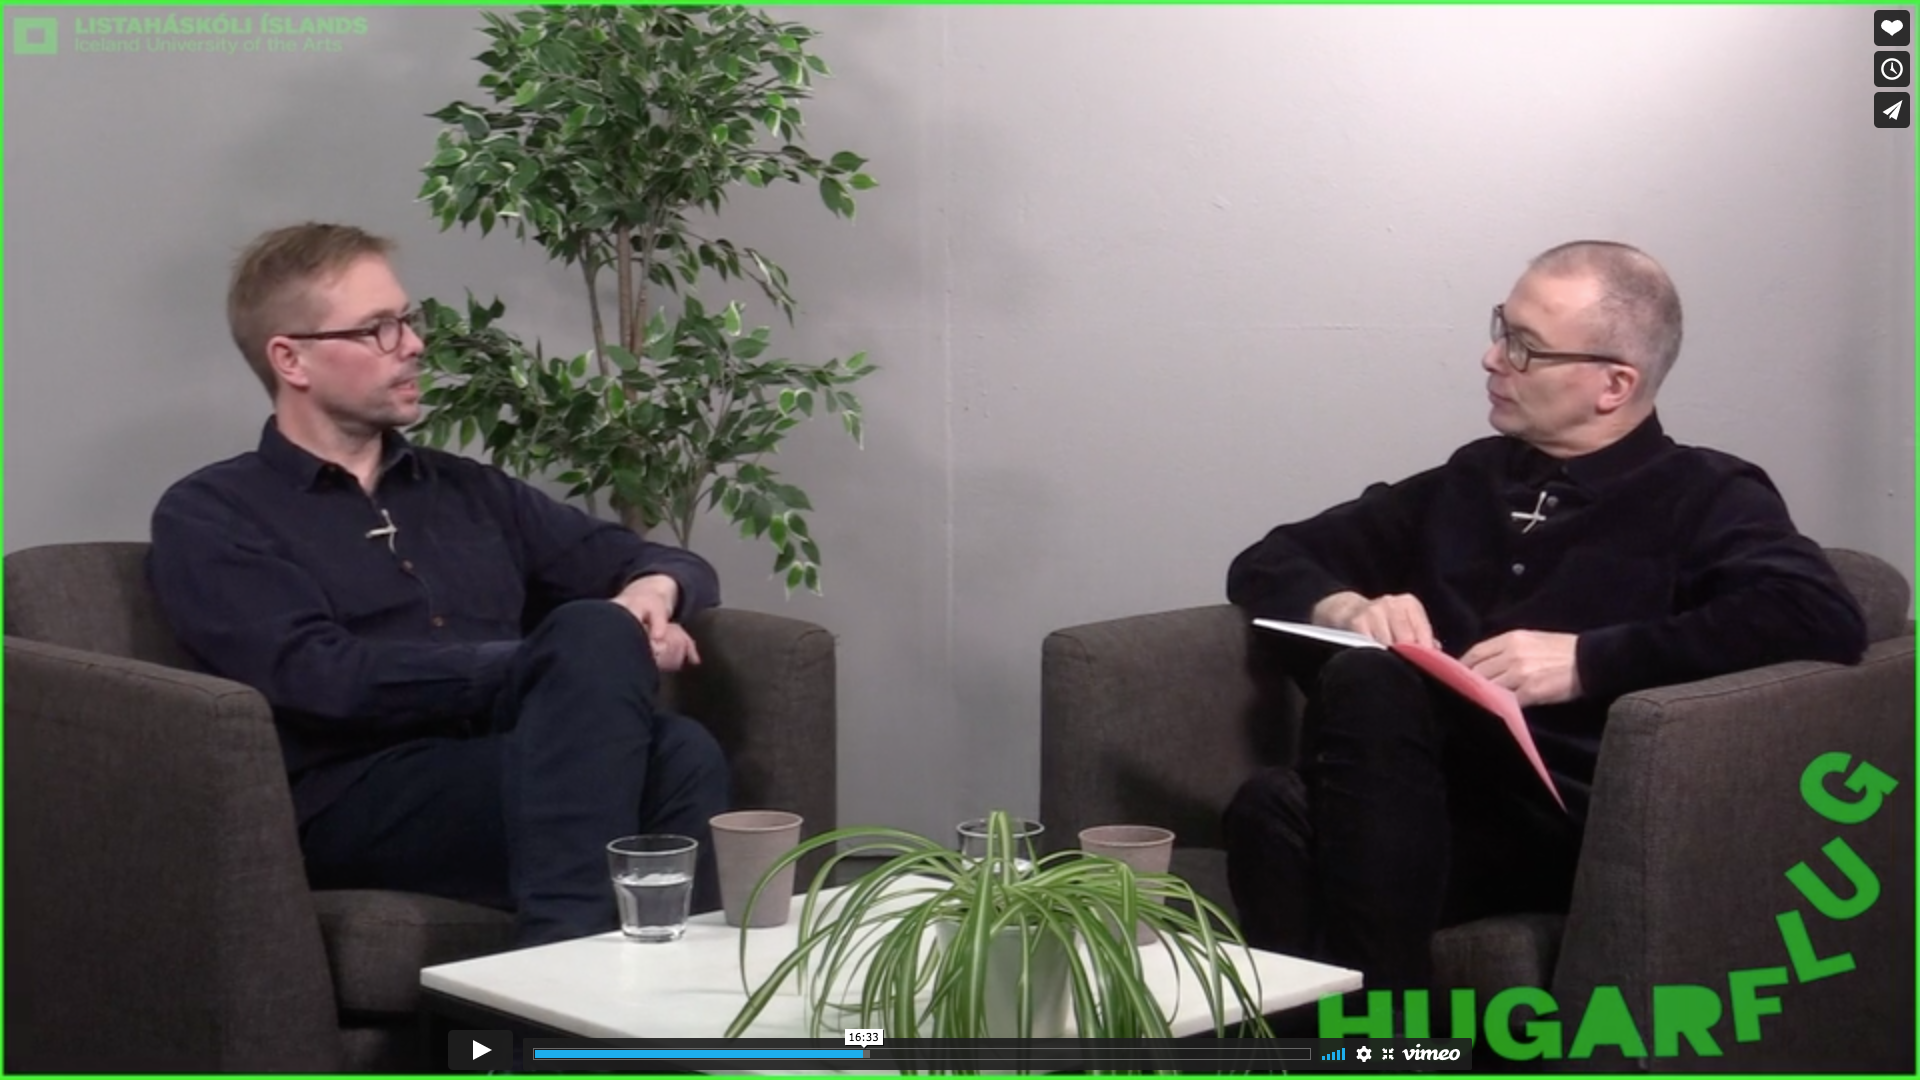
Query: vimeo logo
11,16,59,54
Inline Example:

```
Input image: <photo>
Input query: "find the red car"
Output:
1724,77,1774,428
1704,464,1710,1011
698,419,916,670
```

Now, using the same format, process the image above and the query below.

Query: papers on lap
1252,618,1567,811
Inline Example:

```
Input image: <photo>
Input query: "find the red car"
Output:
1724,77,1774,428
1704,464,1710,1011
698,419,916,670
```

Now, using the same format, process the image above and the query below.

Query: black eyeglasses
282,308,425,354
1490,304,1623,373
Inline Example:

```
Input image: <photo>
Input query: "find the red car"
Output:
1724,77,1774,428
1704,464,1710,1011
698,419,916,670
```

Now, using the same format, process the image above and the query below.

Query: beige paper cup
1079,824,1175,945
710,810,804,928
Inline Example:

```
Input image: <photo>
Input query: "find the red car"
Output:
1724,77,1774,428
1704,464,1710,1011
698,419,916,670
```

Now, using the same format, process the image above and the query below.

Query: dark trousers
300,601,731,947
1223,648,1582,993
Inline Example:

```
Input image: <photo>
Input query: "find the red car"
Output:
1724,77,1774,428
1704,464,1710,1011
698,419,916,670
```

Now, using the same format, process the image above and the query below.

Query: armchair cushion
314,891,515,1018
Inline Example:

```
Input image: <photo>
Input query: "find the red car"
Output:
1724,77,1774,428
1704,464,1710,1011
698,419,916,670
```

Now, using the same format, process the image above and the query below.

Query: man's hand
648,622,702,673
615,574,679,643
1313,590,1439,648
1460,630,1582,706
614,574,701,672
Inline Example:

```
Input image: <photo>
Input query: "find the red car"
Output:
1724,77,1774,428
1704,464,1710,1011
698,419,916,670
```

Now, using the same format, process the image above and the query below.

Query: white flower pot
796,915,1074,1039
929,920,1073,1039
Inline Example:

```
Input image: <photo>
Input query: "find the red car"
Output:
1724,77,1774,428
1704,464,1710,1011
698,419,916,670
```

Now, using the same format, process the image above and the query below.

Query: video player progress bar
533,1048,867,1060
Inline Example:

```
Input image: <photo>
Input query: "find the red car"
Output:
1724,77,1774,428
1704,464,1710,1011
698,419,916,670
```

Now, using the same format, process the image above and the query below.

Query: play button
447,1030,512,1070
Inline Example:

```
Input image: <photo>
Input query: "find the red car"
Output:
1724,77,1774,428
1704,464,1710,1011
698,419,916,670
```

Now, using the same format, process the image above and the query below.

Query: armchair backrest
5,542,195,668
1823,547,1912,642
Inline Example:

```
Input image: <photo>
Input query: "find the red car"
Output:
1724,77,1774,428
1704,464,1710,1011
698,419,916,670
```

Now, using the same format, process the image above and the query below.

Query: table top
421,885,1362,1042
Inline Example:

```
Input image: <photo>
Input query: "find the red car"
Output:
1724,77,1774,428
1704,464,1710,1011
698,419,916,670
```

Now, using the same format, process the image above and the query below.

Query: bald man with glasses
1221,240,1866,999
148,223,730,947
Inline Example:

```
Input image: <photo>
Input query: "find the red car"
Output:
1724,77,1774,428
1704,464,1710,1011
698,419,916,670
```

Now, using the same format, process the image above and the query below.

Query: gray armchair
4,541,837,1073
1041,548,1913,1072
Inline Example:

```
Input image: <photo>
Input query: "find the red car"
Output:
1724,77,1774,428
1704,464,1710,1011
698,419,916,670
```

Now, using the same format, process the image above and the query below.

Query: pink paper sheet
1388,643,1566,810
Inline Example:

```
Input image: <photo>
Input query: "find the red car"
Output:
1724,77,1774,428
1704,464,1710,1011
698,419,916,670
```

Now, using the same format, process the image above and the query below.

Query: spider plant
723,811,1274,1048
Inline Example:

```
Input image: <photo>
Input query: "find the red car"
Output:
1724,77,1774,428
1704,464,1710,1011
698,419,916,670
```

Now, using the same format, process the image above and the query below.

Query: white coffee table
420,886,1361,1049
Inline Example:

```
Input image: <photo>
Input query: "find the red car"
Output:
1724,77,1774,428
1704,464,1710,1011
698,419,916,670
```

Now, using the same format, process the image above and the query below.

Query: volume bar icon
1322,1047,1346,1060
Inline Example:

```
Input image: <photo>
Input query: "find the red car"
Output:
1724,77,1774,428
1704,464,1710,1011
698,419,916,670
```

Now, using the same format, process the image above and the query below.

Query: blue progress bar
533,1049,866,1060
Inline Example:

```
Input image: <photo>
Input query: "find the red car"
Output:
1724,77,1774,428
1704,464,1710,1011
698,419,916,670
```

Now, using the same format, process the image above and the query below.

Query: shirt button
401,560,415,572
430,615,446,628
1511,562,1526,576
1545,496,1559,509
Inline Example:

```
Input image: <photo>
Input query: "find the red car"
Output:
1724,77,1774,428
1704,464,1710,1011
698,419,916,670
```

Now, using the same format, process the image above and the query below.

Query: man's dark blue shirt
148,418,721,824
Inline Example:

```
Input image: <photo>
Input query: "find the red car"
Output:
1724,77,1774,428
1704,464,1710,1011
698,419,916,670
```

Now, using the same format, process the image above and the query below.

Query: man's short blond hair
227,223,396,397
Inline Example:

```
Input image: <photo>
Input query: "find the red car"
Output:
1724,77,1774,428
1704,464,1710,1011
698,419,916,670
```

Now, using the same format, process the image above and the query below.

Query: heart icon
1883,18,1905,36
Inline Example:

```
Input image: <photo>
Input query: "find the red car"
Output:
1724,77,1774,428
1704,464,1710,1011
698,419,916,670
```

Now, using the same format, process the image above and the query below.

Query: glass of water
956,817,1045,875
607,834,700,942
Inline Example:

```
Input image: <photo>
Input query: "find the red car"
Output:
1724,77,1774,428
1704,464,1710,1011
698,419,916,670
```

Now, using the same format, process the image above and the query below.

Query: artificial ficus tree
413,5,877,592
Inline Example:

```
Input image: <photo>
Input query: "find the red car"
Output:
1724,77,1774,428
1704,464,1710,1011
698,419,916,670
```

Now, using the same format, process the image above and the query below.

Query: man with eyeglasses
147,222,729,947
1219,240,1866,1000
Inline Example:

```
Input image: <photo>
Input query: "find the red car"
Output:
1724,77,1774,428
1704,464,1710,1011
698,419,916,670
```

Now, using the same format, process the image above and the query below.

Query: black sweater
1227,413,1867,820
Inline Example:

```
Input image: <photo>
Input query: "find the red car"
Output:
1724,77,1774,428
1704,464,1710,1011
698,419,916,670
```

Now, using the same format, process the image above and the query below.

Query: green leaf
850,172,878,191
817,176,853,219
829,151,867,172
563,104,590,138
776,485,814,512
612,469,650,511
432,146,468,167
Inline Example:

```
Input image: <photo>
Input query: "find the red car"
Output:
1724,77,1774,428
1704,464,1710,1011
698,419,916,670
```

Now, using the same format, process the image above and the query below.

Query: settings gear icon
1356,1046,1372,1062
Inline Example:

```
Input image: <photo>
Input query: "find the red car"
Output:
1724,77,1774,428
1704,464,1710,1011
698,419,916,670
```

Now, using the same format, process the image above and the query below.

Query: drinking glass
607,834,699,942
956,817,1045,875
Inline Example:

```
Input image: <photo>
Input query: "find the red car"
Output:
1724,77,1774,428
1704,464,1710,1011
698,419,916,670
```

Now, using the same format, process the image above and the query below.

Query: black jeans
300,600,731,946
1223,648,1582,993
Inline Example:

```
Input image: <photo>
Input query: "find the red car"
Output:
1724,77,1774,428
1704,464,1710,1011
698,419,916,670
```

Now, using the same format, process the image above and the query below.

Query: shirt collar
258,417,422,491
1508,411,1671,492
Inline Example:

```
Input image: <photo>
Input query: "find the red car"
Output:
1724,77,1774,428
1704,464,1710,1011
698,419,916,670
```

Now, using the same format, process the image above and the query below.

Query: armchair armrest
3,637,341,1072
671,609,837,879
1041,605,1294,851
1553,637,1916,1072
